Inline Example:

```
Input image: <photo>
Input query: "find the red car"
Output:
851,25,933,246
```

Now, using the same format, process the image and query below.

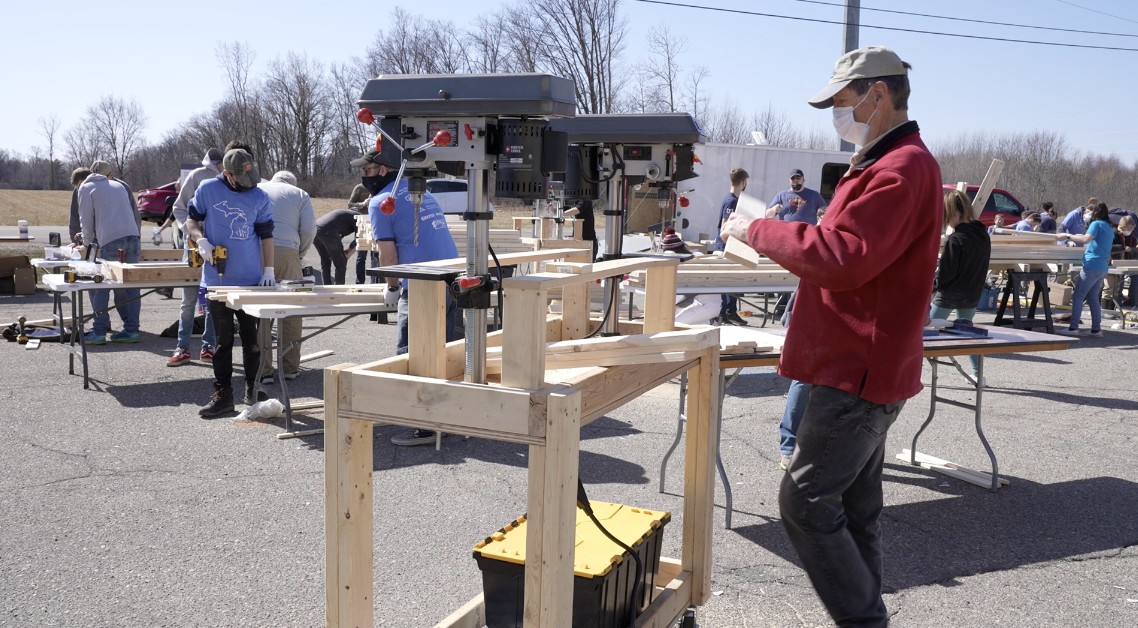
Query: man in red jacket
722,46,941,628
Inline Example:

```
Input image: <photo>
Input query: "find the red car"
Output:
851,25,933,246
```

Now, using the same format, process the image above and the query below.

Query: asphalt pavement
1,276,1136,627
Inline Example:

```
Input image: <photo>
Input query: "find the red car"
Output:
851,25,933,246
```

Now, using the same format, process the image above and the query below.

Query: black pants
313,233,347,285
779,385,906,628
355,250,378,284
207,299,260,392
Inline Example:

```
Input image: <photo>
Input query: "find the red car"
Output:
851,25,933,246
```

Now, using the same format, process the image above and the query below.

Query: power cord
488,243,504,331
583,275,621,338
576,480,644,627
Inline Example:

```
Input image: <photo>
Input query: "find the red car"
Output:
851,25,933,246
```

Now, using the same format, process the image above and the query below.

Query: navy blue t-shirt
713,192,738,251
1038,214,1057,234
769,187,827,225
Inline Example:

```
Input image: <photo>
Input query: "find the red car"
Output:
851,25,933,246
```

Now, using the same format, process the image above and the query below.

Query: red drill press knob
433,130,452,147
458,276,484,291
679,195,690,208
375,136,383,152
357,108,375,125
379,197,396,215
464,124,474,141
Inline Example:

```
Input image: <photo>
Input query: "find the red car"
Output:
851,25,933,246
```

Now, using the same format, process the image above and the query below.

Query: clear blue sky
5,0,1138,161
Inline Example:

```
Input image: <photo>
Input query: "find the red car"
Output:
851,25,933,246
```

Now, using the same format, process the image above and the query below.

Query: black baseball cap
790,169,804,178
350,149,382,168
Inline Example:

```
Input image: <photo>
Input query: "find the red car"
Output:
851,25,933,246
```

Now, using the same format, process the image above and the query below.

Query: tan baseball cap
808,45,909,109
90,160,113,175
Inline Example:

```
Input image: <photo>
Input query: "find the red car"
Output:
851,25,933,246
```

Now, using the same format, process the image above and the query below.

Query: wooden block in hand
723,237,763,269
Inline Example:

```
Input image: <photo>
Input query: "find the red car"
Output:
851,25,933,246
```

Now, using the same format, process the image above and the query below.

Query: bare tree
216,41,260,147
684,65,711,123
750,103,803,148
86,96,149,178
641,24,687,112
465,13,510,73
37,114,62,189
261,52,333,180
63,122,101,170
532,0,628,114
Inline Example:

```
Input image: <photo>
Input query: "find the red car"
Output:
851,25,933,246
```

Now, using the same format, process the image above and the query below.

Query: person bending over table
722,45,941,628
929,189,991,385
185,149,277,417
1056,202,1115,338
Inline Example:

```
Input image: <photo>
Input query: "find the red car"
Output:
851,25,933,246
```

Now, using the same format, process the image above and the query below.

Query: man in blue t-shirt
714,168,750,326
1038,203,1058,234
186,149,276,417
767,169,827,225
354,149,461,446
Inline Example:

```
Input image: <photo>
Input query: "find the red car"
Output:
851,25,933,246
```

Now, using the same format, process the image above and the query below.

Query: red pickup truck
942,184,1028,227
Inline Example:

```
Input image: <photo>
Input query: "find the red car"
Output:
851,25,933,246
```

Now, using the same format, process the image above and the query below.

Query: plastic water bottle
70,246,81,262
197,287,207,315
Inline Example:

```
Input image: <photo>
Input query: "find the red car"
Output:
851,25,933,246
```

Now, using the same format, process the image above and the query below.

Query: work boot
245,384,268,406
200,388,235,418
726,313,749,326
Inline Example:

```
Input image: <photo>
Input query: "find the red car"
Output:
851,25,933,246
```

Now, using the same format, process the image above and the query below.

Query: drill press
358,73,575,384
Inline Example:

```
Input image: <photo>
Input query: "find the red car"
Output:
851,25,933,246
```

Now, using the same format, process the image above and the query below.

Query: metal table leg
77,295,89,389
716,365,733,529
659,373,687,493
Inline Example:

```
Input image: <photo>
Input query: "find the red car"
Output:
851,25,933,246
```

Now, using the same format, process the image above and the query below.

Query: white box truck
673,143,852,244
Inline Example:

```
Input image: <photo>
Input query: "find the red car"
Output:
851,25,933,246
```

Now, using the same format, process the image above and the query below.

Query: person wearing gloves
167,147,224,366
930,190,992,384
185,149,276,417
77,160,144,344
256,171,315,382
355,148,459,446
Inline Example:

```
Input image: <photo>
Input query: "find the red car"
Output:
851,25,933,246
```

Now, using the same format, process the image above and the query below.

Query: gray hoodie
77,174,139,246
257,180,315,258
172,150,223,248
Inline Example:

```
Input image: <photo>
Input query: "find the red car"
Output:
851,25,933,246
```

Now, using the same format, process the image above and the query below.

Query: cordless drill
188,241,228,278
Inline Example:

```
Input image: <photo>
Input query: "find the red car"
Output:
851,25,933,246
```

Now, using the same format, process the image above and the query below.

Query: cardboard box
0,255,31,278
12,268,35,295
1049,282,1072,307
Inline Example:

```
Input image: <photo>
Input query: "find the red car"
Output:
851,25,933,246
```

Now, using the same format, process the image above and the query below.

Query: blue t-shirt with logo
769,188,826,225
1084,220,1114,271
189,177,273,288
369,179,457,289
712,192,738,251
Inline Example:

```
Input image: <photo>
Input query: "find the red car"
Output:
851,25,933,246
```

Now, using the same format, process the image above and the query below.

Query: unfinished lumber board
899,449,1009,487
991,228,1059,240
558,360,696,426
416,248,590,269
348,370,545,437
139,249,184,261
682,348,719,604
432,593,486,628
502,287,548,390
503,256,680,292
634,571,691,628
300,350,335,363
324,363,373,628
723,236,764,268
971,159,1005,215
643,265,677,333
102,261,200,283
224,291,384,306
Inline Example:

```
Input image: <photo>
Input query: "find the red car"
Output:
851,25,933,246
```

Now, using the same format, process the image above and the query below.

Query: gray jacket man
172,148,224,249
255,171,316,377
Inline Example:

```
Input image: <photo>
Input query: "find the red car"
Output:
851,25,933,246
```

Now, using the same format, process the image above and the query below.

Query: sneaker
779,454,791,471
391,429,437,446
261,374,275,385
83,331,106,345
710,316,725,326
726,313,749,326
1054,327,1085,337
199,346,214,362
284,371,299,381
111,330,140,343
1087,329,1104,338
244,385,268,406
200,389,235,418
167,347,192,367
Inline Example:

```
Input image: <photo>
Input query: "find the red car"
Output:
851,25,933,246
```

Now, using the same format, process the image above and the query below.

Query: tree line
1,0,1135,214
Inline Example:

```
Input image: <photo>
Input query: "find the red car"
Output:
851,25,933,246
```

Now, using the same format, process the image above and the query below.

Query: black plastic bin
473,500,671,628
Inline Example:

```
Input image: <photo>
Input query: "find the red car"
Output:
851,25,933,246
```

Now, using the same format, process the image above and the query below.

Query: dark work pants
313,233,347,285
719,294,738,317
207,299,260,392
355,249,378,284
779,385,906,628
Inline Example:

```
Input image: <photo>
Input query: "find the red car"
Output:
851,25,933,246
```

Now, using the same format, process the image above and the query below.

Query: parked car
426,178,494,214
137,181,178,224
942,184,1028,227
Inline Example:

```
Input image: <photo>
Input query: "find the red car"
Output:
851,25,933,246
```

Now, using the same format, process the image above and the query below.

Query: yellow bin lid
473,500,671,578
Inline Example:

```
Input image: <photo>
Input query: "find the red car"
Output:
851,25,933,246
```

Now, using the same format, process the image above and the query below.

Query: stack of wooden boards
625,252,798,291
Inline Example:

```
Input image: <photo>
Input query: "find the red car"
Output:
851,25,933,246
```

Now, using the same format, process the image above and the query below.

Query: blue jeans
177,286,216,350
719,294,737,317
779,380,813,456
780,385,906,628
1070,267,1108,331
395,290,462,356
928,304,980,376
89,236,141,334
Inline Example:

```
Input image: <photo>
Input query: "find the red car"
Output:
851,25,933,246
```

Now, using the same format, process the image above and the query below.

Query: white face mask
832,91,877,146
1083,212,1092,223
1124,230,1134,237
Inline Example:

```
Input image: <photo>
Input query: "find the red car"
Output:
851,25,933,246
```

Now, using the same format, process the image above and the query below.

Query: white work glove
196,238,215,262
259,266,276,287
384,284,401,306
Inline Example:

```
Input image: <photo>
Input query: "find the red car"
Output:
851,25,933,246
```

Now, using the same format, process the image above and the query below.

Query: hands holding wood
720,214,754,245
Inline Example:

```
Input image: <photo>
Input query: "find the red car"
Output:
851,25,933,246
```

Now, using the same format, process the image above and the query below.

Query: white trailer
673,143,852,243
